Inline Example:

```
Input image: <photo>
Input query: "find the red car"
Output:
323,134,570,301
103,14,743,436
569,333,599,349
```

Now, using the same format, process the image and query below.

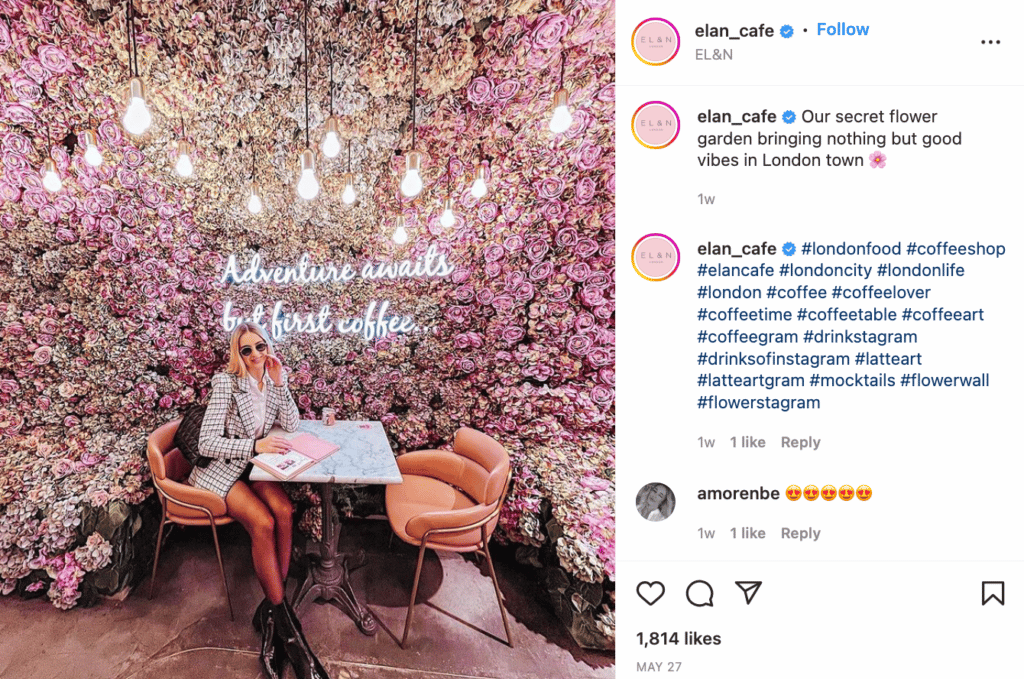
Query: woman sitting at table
190,321,329,679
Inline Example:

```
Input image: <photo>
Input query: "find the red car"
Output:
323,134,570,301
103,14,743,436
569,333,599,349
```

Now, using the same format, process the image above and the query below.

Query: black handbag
173,404,214,468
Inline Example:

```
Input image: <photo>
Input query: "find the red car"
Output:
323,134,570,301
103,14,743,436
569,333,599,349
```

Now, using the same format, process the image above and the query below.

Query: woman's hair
636,483,673,516
225,322,274,377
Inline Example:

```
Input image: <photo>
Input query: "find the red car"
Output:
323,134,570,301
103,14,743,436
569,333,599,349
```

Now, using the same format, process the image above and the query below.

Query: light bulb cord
126,1,139,77
303,0,309,148
410,0,419,151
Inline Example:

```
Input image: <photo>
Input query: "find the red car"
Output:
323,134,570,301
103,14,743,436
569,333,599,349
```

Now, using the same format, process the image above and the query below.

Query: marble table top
248,419,403,485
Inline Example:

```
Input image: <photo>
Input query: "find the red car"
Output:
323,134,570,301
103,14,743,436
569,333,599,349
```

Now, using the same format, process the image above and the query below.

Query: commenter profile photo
636,482,675,522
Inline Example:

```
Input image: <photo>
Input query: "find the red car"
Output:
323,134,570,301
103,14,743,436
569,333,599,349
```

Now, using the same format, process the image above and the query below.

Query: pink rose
528,262,554,281
98,120,123,147
454,285,476,303
476,289,496,305
580,285,605,306
574,312,597,332
478,201,499,223
484,261,502,277
0,22,10,53
575,177,596,204
513,282,535,302
38,205,59,224
20,57,48,83
531,13,570,49
0,182,20,202
452,268,472,284
3,103,36,125
566,110,595,140
567,262,591,282
600,240,615,259
591,385,614,408
33,346,52,365
313,378,328,392
11,72,41,100
3,132,32,155
567,334,594,356
492,295,515,313
596,83,615,103
99,215,120,233
494,79,521,101
158,395,174,409
483,243,505,263
572,142,603,171
22,188,46,210
525,239,550,262
502,326,525,343
537,177,564,199
599,368,614,385
39,317,59,335
593,304,614,320
122,147,145,169
112,231,136,253
467,77,494,105
116,167,140,190
574,238,600,258
503,235,524,251
588,347,614,367
37,44,71,74
458,358,476,372
588,271,612,289
445,306,471,323
602,209,615,231
539,201,566,222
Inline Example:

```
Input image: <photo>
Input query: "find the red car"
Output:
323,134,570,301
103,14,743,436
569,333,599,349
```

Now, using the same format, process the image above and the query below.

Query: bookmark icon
735,581,763,605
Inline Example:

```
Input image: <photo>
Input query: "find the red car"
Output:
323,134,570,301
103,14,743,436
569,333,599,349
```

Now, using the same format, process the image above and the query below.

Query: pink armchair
385,427,513,648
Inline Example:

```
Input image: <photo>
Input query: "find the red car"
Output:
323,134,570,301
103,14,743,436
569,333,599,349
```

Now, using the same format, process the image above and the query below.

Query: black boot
252,598,287,679
273,601,330,679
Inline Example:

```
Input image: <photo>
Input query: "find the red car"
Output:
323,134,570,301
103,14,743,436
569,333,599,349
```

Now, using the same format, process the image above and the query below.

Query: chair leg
148,504,167,600
482,532,514,648
209,519,234,621
400,542,428,649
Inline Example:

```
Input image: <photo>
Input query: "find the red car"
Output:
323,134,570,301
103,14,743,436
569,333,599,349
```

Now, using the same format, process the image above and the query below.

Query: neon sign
219,245,454,341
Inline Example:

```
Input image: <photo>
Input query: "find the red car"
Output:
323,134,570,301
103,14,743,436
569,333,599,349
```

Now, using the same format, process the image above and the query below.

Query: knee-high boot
252,598,287,679
272,601,330,679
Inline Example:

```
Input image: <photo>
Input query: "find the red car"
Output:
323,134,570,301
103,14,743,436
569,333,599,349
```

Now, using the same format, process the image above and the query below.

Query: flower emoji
869,150,887,169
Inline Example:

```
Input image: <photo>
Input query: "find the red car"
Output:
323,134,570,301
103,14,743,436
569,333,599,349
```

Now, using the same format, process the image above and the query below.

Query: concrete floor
0,519,614,679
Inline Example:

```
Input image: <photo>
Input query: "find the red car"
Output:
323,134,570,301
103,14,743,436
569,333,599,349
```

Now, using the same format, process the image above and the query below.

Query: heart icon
636,581,665,606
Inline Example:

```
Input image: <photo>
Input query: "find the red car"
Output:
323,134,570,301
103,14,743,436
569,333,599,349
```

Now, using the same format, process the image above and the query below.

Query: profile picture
636,482,675,522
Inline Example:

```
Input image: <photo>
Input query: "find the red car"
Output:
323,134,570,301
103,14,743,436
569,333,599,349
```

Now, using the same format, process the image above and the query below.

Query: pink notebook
289,433,340,461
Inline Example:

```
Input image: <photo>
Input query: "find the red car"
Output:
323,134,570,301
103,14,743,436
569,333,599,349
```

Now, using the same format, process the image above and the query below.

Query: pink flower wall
0,0,614,608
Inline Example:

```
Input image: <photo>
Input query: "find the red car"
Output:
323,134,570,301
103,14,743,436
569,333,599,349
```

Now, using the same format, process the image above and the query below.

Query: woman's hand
255,436,293,454
265,354,286,387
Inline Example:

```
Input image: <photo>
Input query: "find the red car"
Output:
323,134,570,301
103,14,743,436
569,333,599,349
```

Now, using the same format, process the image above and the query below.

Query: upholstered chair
385,427,513,648
146,418,235,620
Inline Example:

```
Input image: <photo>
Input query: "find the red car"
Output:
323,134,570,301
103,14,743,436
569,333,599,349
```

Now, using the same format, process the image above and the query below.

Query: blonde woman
636,483,674,522
190,322,328,679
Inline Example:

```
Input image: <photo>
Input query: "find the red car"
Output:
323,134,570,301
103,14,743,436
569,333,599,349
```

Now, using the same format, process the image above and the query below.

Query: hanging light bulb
400,151,423,198
322,116,341,158
471,161,487,198
122,77,152,136
82,129,103,167
246,183,263,214
440,197,456,228
41,157,62,193
549,88,572,134
297,148,319,200
392,215,409,244
342,173,356,204
175,140,194,177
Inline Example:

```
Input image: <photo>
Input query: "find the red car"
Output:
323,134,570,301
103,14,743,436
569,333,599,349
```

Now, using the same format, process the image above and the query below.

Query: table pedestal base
292,483,377,636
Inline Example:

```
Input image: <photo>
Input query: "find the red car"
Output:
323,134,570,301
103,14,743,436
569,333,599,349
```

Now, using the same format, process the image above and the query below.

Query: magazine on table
251,427,340,479
251,450,317,481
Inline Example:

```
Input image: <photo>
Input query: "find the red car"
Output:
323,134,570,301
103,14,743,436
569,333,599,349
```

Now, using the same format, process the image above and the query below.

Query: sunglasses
240,342,267,357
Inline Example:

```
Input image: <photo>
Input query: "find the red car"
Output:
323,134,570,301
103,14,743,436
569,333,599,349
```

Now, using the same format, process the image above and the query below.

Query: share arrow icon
735,581,763,605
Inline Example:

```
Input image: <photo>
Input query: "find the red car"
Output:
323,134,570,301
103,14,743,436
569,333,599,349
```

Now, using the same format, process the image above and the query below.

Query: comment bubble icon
686,580,714,607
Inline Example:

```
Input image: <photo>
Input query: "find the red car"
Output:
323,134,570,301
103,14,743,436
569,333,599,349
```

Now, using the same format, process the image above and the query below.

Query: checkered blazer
187,371,301,497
